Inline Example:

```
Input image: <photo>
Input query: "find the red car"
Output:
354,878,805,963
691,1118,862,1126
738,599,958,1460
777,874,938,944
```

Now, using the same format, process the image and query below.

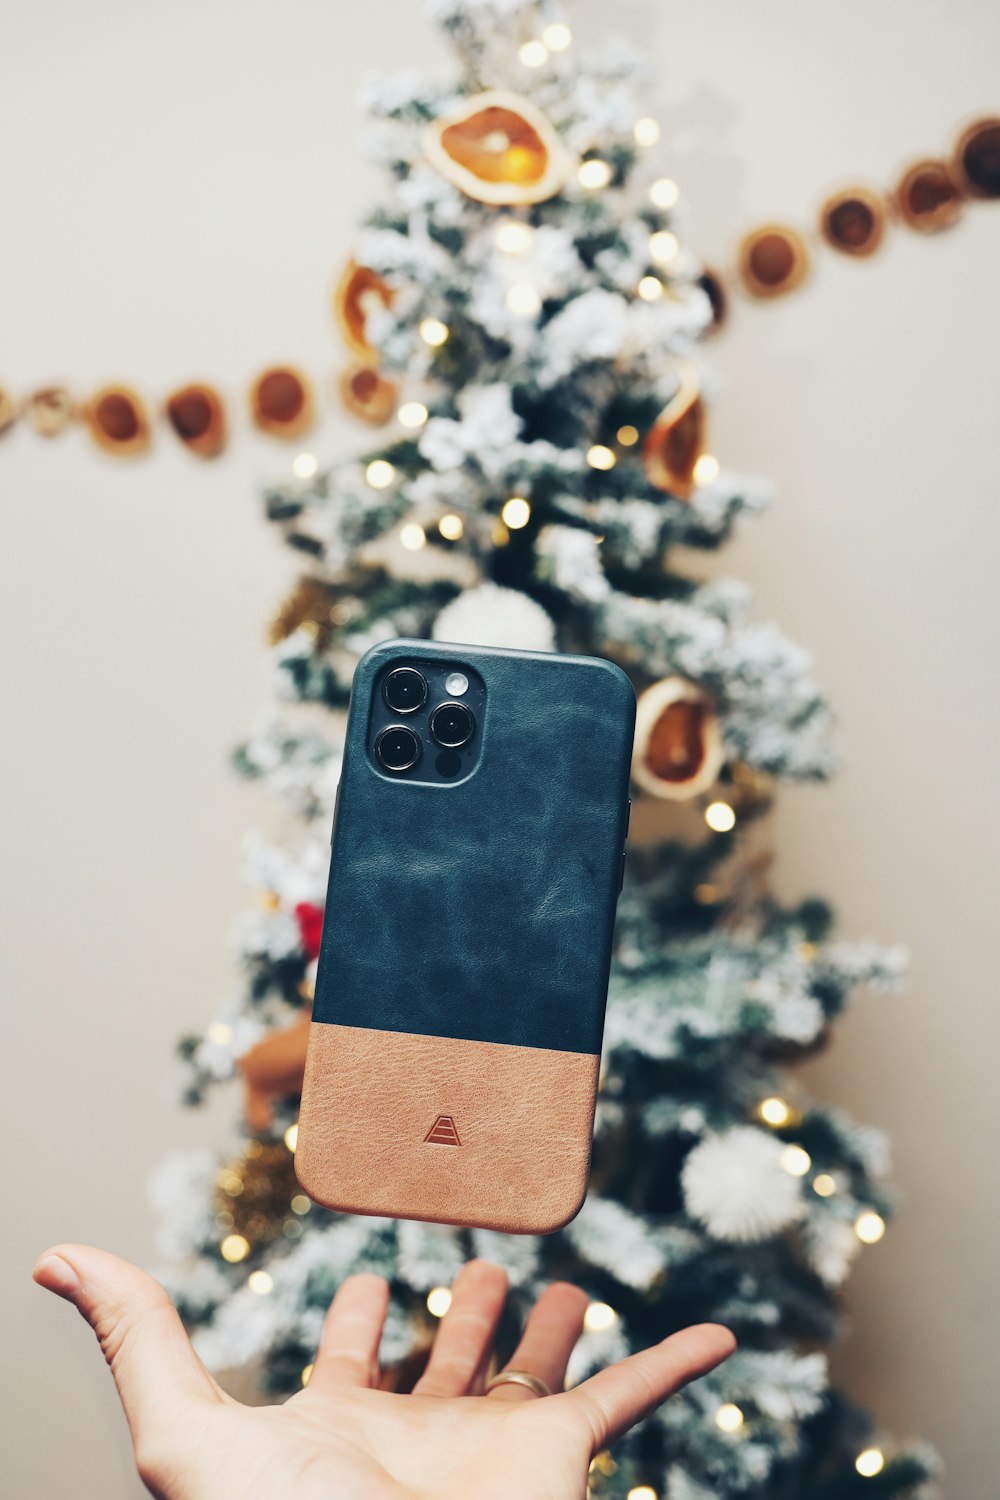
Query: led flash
426,1286,452,1317
220,1234,250,1264
438,513,464,540
397,401,428,429
693,453,720,486
704,800,736,832
293,452,318,479
501,496,531,529
634,117,661,146
365,459,395,489
715,1403,744,1432
578,159,612,190
445,672,469,697
650,177,680,209
400,523,427,551
587,444,616,470
419,318,449,346
583,1301,617,1332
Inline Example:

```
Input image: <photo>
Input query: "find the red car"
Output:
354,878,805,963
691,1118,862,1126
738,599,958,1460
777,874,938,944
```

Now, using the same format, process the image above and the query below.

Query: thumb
34,1244,222,1462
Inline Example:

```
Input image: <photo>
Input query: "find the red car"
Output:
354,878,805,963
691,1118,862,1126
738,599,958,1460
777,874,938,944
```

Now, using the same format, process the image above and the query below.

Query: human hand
34,1244,734,1500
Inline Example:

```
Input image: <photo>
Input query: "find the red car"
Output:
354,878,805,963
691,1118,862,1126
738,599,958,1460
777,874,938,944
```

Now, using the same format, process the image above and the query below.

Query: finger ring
485,1368,553,1398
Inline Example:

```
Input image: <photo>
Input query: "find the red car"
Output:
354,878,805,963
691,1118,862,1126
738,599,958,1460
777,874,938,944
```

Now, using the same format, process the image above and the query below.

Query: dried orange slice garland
632,677,725,801
333,260,395,361
424,90,572,205
642,361,708,500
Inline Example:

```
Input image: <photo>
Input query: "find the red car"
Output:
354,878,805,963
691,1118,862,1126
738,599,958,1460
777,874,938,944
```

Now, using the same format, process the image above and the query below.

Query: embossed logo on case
424,1114,461,1146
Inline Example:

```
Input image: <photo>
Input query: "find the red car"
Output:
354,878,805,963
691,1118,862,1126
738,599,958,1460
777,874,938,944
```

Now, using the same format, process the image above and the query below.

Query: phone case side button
330,780,342,845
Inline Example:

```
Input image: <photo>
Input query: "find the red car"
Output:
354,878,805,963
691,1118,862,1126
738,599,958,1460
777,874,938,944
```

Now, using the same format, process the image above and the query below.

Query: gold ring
485,1368,552,1399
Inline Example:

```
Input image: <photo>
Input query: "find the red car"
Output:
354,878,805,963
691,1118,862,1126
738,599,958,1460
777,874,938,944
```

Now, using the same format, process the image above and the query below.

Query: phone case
295,637,635,1234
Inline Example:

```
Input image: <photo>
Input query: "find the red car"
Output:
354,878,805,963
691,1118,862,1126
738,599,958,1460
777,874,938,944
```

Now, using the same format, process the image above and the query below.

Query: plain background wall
2,1,997,1494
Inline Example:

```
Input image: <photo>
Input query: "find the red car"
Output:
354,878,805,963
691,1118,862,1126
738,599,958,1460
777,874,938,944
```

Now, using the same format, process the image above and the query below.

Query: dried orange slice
424,90,571,205
642,361,706,500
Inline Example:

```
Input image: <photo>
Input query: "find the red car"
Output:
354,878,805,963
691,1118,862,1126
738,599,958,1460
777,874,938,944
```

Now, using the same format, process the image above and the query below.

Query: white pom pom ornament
681,1127,806,1242
432,583,556,653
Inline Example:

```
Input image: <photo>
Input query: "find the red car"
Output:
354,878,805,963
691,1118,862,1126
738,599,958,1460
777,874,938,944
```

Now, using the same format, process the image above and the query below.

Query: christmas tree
152,4,936,1495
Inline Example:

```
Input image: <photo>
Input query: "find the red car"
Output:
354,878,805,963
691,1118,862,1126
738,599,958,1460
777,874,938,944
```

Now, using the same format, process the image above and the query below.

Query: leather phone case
295,638,635,1234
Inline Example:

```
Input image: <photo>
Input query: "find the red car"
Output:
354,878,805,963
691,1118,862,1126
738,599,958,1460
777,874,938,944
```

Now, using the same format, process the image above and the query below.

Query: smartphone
294,637,635,1234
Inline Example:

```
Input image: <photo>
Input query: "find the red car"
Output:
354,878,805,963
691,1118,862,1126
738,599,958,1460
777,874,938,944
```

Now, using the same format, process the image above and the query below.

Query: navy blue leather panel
313,639,635,1054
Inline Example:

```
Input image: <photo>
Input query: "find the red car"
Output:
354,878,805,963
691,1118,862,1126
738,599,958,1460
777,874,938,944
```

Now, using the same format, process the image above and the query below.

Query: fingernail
33,1254,82,1303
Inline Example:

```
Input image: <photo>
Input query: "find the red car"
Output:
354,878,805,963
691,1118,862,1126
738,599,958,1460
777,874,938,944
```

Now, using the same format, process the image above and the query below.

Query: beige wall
2,2,997,1495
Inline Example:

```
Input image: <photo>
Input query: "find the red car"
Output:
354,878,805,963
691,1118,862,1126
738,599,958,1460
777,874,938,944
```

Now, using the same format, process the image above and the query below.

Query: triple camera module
374,665,478,778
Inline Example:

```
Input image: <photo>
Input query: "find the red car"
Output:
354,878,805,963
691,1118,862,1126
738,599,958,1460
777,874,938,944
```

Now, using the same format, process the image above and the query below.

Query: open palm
34,1245,734,1500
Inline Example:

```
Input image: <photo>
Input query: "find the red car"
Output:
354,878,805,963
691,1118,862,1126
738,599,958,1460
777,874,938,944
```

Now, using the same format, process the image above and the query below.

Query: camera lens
382,667,427,715
375,725,422,772
430,701,475,749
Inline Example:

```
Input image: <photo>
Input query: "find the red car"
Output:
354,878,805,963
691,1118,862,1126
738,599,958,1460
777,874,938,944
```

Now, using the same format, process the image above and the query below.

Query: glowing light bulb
855,1211,886,1245
365,459,396,489
506,283,542,316
284,1123,299,1152
587,444,616,470
649,229,680,264
220,1234,250,1264
627,1488,658,1500
715,1403,744,1432
207,1022,233,1045
616,424,639,446
634,117,660,146
438,513,464,540
855,1448,885,1478
650,177,680,209
400,523,427,551
694,882,719,904
578,159,612,190
397,401,428,429
248,1270,273,1295
290,1194,312,1215
426,1286,452,1317
693,453,720,485
812,1174,837,1197
638,275,664,301
542,22,572,50
704,800,736,833
518,39,548,67
293,452,318,479
780,1144,812,1177
495,220,534,254
300,1363,314,1386
758,1096,791,1127
583,1301,617,1332
419,317,449,346
501,496,531,529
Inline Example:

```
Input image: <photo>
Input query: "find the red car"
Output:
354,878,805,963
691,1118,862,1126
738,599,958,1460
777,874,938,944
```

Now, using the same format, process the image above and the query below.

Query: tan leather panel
295,1023,600,1235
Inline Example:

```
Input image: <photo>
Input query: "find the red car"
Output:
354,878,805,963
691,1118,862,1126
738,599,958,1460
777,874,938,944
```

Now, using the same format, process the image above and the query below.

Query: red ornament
294,902,324,960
